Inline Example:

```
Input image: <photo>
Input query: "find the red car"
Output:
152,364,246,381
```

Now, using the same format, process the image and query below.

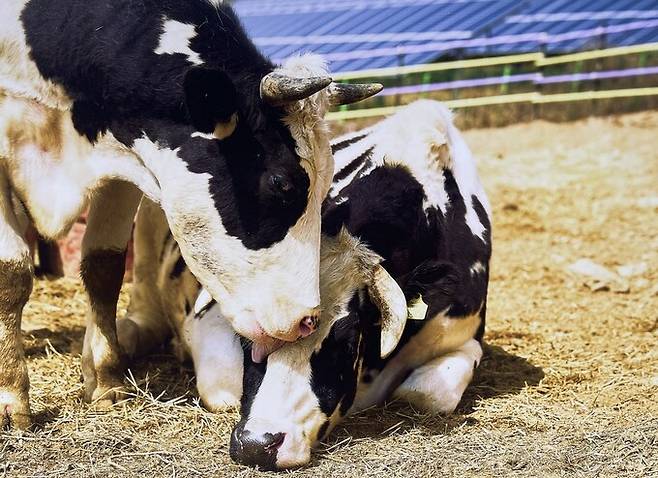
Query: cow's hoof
201,390,241,412
84,382,128,407
0,393,31,430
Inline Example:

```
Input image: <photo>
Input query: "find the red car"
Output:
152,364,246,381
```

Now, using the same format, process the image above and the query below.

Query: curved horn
368,264,407,358
260,73,332,106
327,82,383,106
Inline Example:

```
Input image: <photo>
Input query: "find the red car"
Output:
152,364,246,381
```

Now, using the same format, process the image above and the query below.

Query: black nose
229,426,285,470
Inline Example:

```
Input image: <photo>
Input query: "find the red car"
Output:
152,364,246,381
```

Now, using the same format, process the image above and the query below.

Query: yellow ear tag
408,295,428,321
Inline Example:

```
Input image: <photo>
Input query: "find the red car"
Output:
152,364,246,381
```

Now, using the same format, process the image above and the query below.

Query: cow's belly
0,94,98,238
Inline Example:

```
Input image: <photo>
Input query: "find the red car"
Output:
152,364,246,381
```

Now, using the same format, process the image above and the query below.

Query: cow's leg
117,198,172,359
393,338,482,414
187,311,244,411
81,180,141,406
0,175,33,429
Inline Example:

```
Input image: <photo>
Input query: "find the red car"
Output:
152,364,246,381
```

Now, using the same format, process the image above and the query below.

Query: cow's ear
184,67,238,138
367,264,407,359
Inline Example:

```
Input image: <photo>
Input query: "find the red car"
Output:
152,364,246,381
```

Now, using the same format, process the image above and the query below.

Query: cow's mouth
250,337,285,363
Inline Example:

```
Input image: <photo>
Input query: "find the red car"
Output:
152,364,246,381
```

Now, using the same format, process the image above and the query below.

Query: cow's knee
0,258,34,429
395,339,482,415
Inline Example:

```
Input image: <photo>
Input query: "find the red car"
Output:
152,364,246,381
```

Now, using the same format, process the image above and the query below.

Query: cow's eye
268,173,294,201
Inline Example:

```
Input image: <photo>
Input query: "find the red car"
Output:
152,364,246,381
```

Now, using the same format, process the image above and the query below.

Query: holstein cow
0,0,380,428
128,100,492,470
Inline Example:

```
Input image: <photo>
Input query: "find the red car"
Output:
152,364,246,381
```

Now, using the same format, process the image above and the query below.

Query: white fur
354,309,482,411
0,1,71,110
329,100,490,241
181,306,243,410
470,261,486,275
154,19,202,65
394,338,483,414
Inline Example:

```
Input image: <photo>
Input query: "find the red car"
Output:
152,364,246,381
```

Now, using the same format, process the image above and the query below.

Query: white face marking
154,19,202,65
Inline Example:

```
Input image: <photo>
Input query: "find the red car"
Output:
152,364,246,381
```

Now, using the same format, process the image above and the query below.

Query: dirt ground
2,112,657,478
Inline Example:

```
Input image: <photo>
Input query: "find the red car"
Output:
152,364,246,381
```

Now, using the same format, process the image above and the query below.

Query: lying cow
127,100,492,469
0,0,380,428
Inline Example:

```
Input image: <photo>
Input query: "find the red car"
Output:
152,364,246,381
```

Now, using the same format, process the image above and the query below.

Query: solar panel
233,0,658,72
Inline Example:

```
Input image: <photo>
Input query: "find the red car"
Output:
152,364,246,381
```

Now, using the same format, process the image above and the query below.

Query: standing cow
0,0,380,429
128,100,492,469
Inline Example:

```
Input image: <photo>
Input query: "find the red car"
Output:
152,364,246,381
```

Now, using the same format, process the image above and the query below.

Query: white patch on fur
193,288,214,315
0,95,161,239
441,107,491,241
470,261,485,276
0,1,71,110
154,19,202,65
181,302,243,410
329,132,376,198
191,131,215,140
354,309,482,411
331,129,373,172
394,338,482,414
328,100,490,239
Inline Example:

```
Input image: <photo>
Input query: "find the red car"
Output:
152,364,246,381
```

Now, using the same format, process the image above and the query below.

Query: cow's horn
327,82,384,106
368,264,407,359
260,73,332,106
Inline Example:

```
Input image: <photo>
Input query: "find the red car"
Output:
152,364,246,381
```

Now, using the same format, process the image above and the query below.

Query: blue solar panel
233,0,658,72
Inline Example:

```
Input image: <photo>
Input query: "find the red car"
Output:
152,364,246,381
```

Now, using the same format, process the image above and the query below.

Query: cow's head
229,230,408,470
134,54,381,350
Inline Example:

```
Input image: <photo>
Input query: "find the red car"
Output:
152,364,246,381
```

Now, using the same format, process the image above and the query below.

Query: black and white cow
0,0,380,428
130,100,492,469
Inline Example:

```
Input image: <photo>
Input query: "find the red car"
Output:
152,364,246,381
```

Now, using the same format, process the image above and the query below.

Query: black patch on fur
194,299,216,319
310,294,363,417
170,255,186,279
184,299,192,316
333,147,373,182
317,420,331,441
239,339,266,417
330,133,367,154
184,67,237,133
21,0,311,250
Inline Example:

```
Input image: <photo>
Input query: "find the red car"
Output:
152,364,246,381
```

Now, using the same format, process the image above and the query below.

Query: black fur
310,294,364,417
333,147,373,182
330,134,367,154
21,0,311,250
